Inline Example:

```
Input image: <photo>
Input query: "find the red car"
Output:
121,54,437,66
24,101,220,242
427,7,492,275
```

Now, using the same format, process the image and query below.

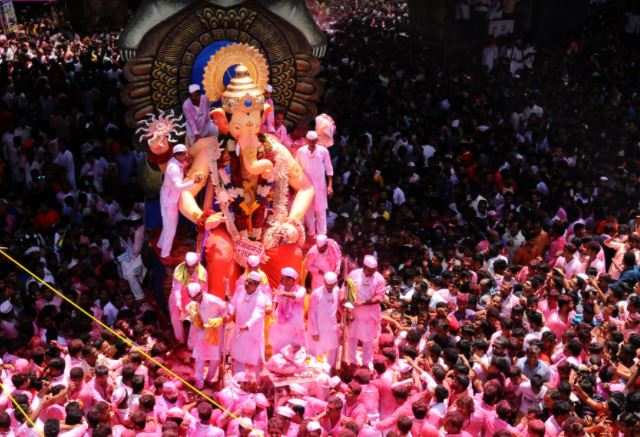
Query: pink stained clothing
295,144,334,211
188,293,226,361
274,124,292,148
546,235,566,265
229,284,268,366
265,344,306,375
358,383,381,417
563,253,585,278
261,98,276,134
307,285,340,356
183,95,213,142
462,409,486,436
187,421,225,437
347,269,386,342
269,285,306,353
484,412,517,436
344,400,368,429
546,312,570,339
372,369,396,419
305,239,342,289
538,299,559,321
544,415,563,437
170,265,207,342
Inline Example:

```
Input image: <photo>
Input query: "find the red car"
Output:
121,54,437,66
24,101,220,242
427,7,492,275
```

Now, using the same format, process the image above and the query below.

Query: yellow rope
0,380,39,432
0,248,261,434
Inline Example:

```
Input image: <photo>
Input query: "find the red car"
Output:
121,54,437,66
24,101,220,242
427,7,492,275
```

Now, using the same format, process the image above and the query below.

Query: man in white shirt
295,131,334,237
157,144,200,258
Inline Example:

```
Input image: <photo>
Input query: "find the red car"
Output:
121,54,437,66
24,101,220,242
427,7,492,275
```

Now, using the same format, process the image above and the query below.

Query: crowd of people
1,0,640,436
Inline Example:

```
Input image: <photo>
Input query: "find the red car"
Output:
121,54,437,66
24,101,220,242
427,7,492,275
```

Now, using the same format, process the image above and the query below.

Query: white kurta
307,285,340,355
295,145,333,211
229,285,268,366
188,293,226,361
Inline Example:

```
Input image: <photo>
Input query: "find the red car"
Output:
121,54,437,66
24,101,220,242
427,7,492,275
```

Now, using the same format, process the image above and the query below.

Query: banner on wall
0,0,17,32
488,19,514,37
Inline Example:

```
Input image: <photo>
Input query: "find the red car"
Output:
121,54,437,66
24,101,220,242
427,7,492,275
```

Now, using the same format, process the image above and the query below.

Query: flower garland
208,134,281,241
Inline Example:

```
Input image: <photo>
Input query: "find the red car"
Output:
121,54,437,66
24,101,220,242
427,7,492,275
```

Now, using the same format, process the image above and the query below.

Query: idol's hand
205,212,225,230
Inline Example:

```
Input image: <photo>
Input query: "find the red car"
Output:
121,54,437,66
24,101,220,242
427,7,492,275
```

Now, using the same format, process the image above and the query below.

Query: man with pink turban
305,234,342,290
170,251,207,343
345,255,386,366
269,267,306,354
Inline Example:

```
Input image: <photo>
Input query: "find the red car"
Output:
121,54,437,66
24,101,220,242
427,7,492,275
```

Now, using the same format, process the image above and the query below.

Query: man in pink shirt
345,255,386,366
170,251,207,343
269,267,306,354
273,112,292,148
182,84,217,145
442,410,472,437
187,402,225,437
544,400,571,437
305,234,342,290
295,130,334,238
307,271,341,366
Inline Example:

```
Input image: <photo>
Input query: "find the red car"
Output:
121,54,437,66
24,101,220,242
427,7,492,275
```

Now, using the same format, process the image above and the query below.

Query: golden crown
221,65,266,113
202,43,270,113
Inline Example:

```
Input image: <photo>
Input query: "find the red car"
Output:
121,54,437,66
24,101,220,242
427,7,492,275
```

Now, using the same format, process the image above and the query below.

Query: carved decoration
122,0,323,133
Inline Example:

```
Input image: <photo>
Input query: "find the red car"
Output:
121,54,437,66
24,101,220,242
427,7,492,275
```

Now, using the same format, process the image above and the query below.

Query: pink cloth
187,422,225,437
305,239,342,289
274,124,292,148
307,284,340,356
484,412,517,436
189,293,226,361
261,98,276,134
372,369,396,419
347,269,386,342
229,284,268,366
546,312,570,339
183,95,211,140
269,285,306,353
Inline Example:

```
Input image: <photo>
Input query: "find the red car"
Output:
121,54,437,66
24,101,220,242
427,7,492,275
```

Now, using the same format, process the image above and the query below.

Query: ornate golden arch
122,1,322,131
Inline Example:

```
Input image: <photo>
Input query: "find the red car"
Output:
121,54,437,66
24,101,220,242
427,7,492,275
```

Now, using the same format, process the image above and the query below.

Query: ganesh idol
174,44,314,297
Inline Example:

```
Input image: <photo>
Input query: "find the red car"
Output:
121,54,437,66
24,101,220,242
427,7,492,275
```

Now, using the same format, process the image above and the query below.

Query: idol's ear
211,108,229,135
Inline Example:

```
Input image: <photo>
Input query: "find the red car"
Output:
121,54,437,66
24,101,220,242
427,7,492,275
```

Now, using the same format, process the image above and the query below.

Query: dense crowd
1,1,640,436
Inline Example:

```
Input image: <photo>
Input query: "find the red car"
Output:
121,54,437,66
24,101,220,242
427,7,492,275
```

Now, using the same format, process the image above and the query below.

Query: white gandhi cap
187,282,202,297
0,300,13,314
363,255,378,269
281,267,298,279
185,252,199,266
247,271,262,282
276,406,295,418
307,421,322,432
306,130,318,141
324,271,338,285
247,255,260,268
188,84,200,94
316,234,328,247
172,144,188,154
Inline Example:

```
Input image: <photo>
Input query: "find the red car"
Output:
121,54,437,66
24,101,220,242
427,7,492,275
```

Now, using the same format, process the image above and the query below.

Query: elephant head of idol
205,44,275,178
